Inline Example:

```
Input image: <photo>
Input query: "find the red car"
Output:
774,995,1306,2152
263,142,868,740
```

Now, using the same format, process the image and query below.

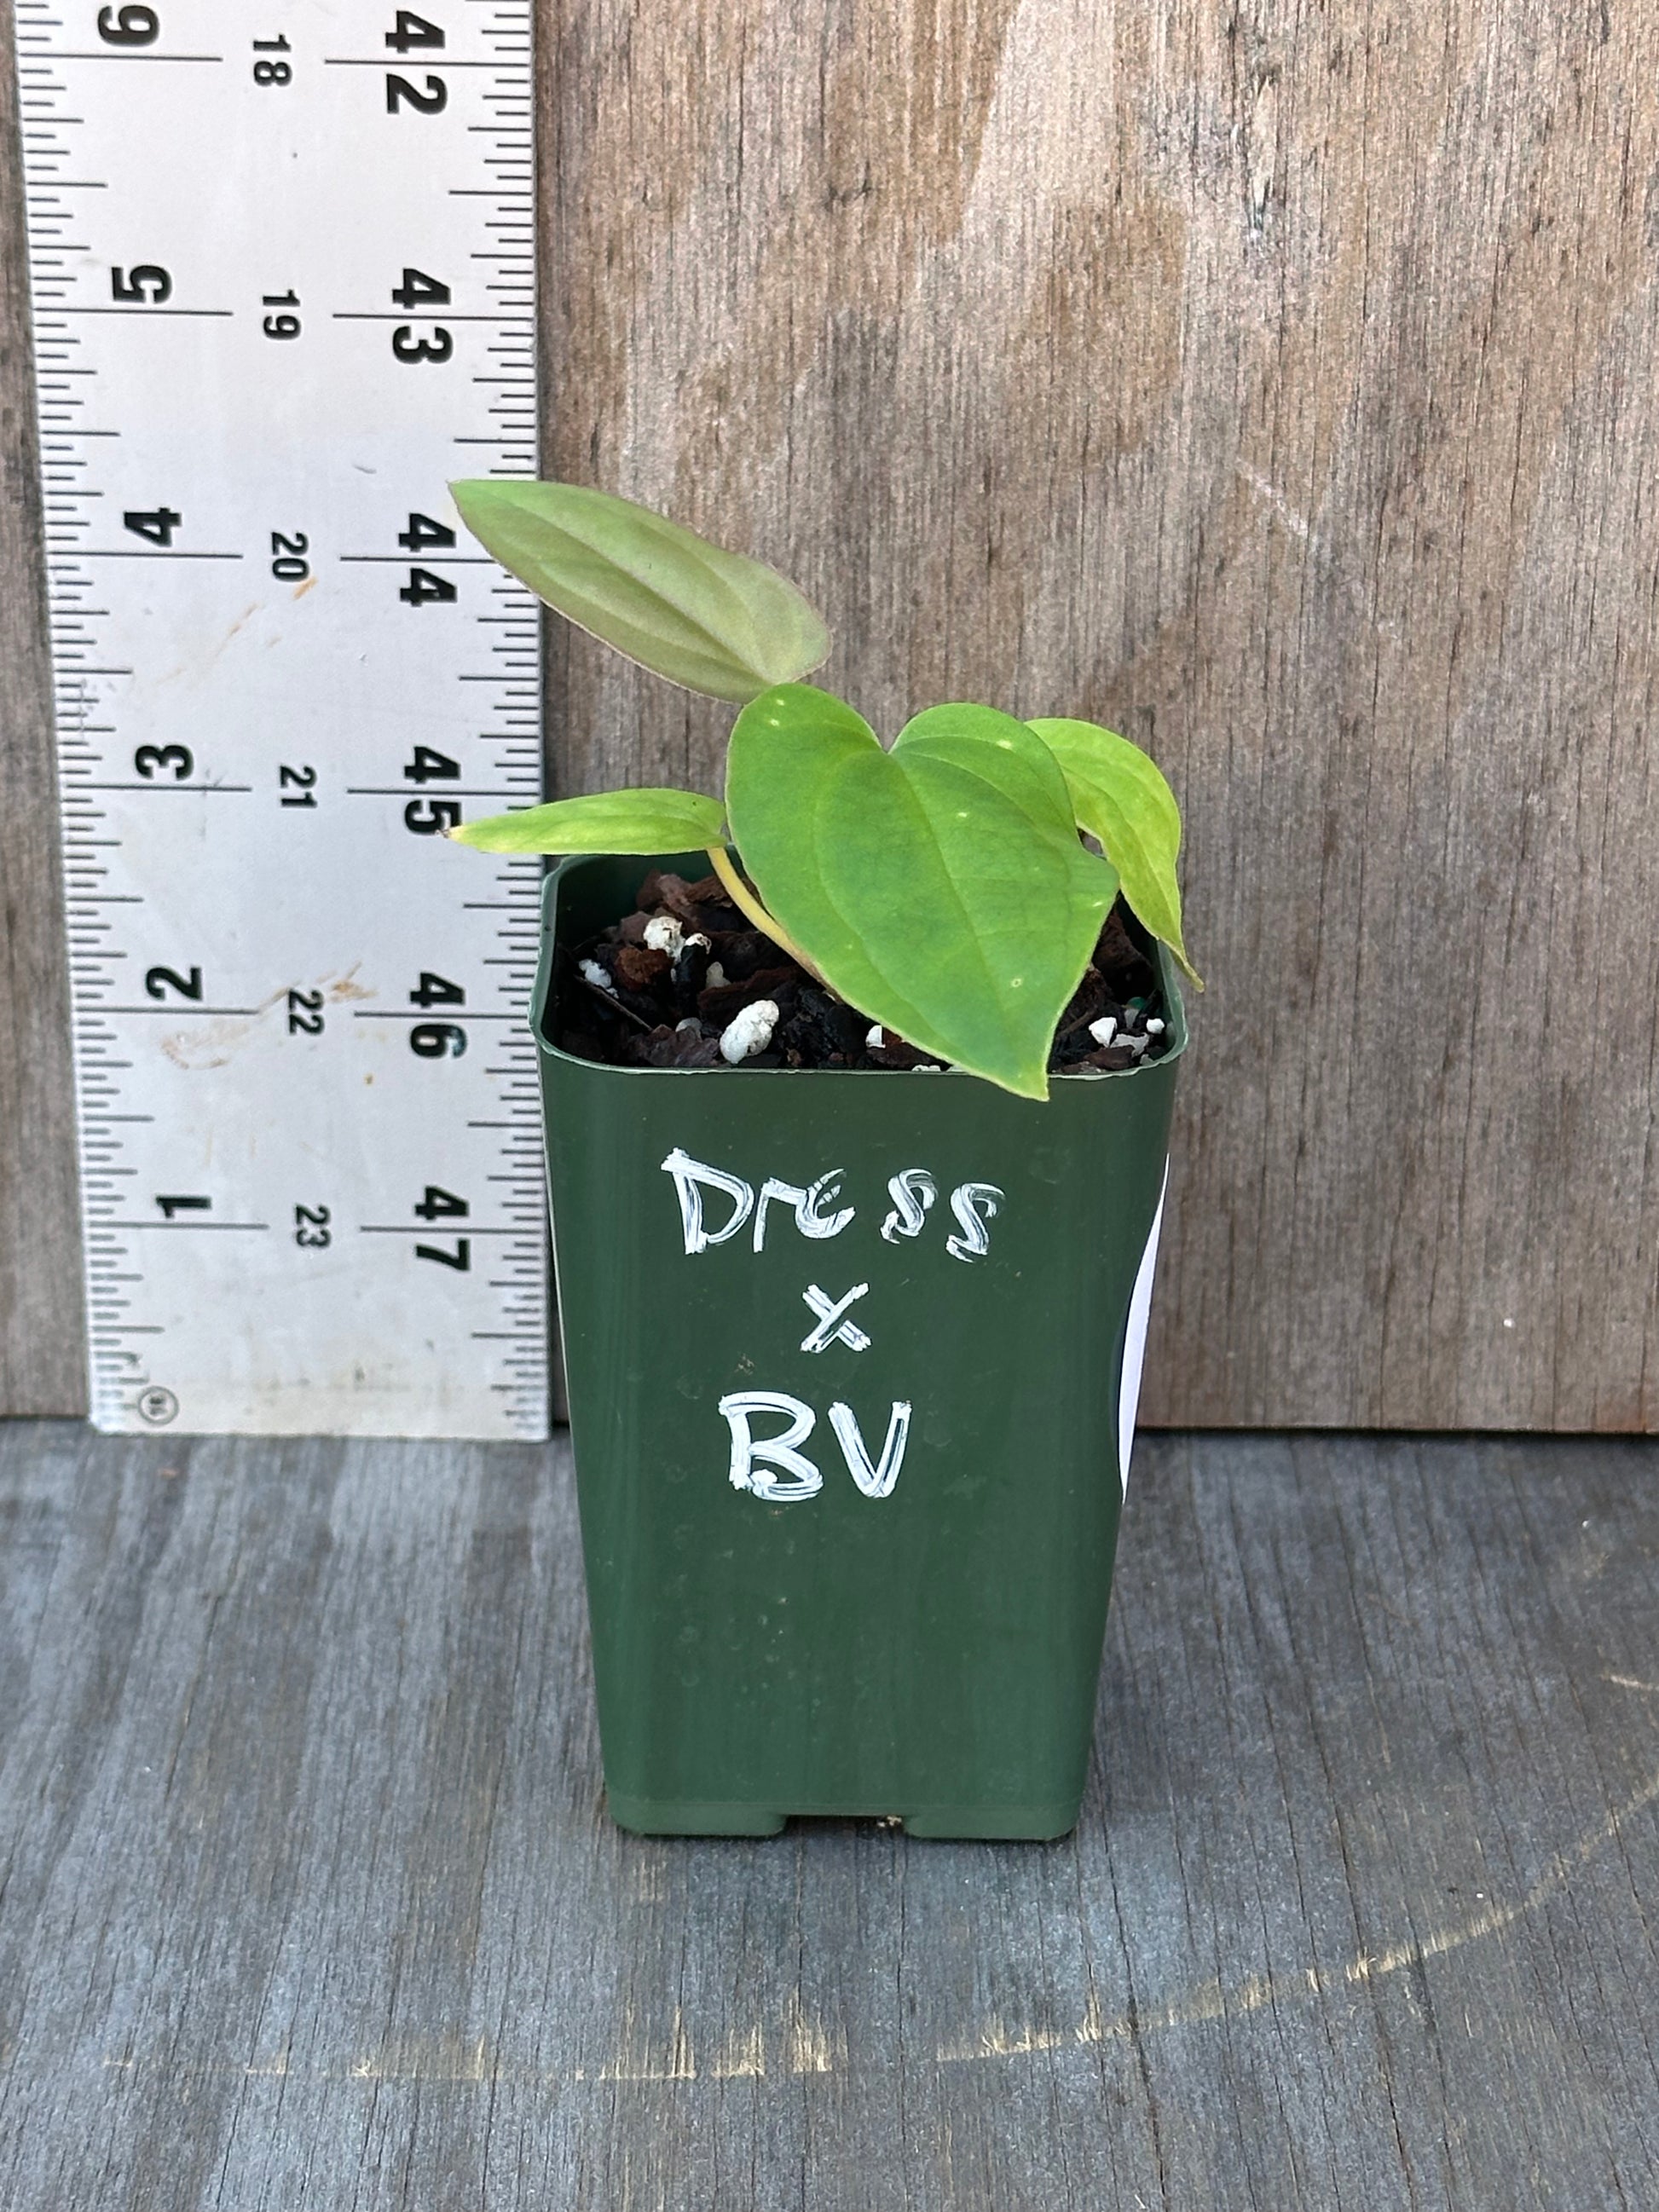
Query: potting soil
552,869,1175,1077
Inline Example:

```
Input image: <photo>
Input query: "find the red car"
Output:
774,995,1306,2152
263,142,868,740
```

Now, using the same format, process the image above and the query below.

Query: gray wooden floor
0,1424,1655,2209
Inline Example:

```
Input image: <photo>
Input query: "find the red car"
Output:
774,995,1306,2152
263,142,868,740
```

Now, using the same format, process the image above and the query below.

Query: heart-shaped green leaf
726,687,1117,1098
1026,717,1199,985
451,479,830,704
451,787,725,854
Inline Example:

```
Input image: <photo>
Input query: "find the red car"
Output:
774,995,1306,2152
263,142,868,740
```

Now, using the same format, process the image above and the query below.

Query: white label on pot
1117,1162,1170,1495
17,0,548,1435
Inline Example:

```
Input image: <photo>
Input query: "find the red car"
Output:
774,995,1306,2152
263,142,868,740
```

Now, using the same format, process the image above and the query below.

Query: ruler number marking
415,1179,471,1273
385,12,445,53
135,742,192,778
386,72,446,115
405,747,460,783
410,1022,466,1059
156,1193,210,1217
287,988,324,1037
279,764,318,809
145,963,201,1001
414,1185,468,1222
112,263,171,303
411,1175,471,1277
405,795,460,835
124,506,180,546
294,1203,331,1247
400,511,455,551
415,1239,470,1268
390,269,454,377
271,529,310,580
263,291,302,341
401,565,455,604
392,326,453,365
251,33,291,86
392,267,449,309
400,512,457,604
97,5,159,46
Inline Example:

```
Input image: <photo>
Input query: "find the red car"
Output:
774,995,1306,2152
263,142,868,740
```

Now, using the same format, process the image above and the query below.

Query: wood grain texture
541,0,1659,1429
0,1423,1656,2207
0,0,84,1417
5,2,1659,1424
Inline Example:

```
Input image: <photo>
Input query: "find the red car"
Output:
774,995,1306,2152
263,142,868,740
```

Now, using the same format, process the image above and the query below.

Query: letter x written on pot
659,1149,1005,1504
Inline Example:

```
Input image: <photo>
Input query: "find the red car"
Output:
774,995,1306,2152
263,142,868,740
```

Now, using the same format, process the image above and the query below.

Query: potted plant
448,481,1197,1839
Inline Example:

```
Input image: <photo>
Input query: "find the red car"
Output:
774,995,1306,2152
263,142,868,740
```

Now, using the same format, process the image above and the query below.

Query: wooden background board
0,1423,1656,2206
4,0,1658,1426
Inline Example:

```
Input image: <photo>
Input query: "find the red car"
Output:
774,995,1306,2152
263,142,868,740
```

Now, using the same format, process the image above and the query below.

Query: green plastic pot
534,853,1186,1838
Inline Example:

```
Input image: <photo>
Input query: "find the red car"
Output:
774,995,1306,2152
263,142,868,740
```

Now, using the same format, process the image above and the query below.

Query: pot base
605,1792,1083,1841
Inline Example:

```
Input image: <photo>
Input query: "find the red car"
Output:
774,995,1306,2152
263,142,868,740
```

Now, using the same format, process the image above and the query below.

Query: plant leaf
451,787,725,854
725,687,1117,1099
450,479,830,704
1026,717,1200,985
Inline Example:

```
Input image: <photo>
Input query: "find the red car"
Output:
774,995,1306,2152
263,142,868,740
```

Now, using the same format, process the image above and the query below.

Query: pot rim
533,852,1190,1083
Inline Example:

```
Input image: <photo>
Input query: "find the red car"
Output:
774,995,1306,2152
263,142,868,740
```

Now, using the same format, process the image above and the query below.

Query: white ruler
15,0,549,1437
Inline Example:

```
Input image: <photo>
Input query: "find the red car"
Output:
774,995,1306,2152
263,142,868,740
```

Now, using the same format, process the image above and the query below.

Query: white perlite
1088,1015,1118,1047
720,999,779,1065
865,1025,885,1048
642,917,710,959
579,958,616,995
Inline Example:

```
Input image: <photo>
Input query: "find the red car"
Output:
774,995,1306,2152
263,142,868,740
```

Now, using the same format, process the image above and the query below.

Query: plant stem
706,846,827,984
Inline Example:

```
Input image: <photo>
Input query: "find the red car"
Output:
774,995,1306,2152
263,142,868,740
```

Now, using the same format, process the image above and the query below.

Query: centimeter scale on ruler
17,0,551,1436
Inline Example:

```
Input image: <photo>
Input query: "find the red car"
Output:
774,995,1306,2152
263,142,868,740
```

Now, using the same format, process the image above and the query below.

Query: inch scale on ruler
16,0,549,1436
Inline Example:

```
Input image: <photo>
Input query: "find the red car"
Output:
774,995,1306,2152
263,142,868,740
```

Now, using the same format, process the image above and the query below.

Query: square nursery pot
534,853,1187,1839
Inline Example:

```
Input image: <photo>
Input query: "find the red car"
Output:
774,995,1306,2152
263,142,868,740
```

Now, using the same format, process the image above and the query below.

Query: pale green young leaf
450,479,830,704
450,788,725,854
726,687,1117,1099
1026,717,1201,985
